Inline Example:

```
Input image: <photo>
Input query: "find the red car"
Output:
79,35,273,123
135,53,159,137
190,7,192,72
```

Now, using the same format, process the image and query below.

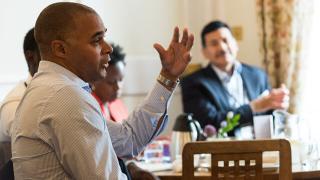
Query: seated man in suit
181,20,289,135
0,28,40,142
91,43,128,122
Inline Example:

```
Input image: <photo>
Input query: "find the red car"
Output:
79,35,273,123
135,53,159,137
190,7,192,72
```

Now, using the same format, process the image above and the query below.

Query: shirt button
160,96,165,101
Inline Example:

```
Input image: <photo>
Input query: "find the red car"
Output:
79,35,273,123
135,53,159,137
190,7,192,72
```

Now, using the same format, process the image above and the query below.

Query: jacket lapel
203,65,230,109
240,66,255,100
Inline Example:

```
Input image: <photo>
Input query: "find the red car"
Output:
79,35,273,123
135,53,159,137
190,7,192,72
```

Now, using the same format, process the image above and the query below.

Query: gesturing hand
153,27,194,81
250,84,290,113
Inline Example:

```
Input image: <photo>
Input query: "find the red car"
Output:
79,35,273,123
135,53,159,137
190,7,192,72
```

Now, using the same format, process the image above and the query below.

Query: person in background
11,2,194,179
0,28,41,142
91,43,128,122
181,20,289,135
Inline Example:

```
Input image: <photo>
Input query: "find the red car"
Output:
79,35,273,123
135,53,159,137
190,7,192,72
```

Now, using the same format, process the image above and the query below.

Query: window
298,1,320,137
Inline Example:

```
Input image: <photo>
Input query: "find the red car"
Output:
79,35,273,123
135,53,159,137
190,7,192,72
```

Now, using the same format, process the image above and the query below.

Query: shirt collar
37,60,90,89
211,60,242,83
91,92,104,106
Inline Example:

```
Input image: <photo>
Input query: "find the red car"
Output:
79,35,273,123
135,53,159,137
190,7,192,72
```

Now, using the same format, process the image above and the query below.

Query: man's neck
225,63,234,75
215,63,234,76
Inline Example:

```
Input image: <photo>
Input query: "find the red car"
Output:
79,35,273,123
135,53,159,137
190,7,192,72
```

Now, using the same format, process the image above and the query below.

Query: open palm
154,27,194,80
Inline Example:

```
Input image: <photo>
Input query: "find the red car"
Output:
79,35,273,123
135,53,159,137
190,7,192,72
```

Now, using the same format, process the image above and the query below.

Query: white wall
0,0,262,135
0,0,85,100
0,0,60,98
221,0,263,68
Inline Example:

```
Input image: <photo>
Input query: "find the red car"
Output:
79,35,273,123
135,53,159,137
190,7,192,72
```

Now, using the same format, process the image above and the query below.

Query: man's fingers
183,52,192,63
171,27,179,43
181,28,188,46
272,86,290,95
281,101,290,109
186,34,194,51
153,43,165,60
283,95,290,102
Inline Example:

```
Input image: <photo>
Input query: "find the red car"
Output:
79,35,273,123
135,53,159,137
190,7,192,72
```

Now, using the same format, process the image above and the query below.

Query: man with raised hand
11,2,193,179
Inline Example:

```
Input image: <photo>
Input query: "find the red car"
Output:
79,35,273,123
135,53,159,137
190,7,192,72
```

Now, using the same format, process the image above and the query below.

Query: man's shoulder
182,66,208,82
0,81,26,104
181,65,219,87
31,71,78,91
17,72,98,124
21,72,90,112
240,63,267,76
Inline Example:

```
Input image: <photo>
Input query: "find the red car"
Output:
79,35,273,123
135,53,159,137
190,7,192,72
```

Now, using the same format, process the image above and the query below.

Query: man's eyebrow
91,28,107,39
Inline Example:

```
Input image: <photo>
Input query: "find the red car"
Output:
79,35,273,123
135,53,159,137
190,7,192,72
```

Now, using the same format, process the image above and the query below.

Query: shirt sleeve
107,82,174,158
0,98,20,141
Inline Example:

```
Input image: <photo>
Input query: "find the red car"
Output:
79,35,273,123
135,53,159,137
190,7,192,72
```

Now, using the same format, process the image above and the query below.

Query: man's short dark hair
35,2,97,54
201,20,231,48
23,28,38,53
109,43,126,66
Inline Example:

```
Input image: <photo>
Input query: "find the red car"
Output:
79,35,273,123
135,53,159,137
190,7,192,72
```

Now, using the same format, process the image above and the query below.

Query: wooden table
154,168,320,180
147,139,320,179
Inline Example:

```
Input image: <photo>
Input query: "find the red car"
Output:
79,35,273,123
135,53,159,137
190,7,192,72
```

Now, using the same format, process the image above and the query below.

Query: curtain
256,0,314,113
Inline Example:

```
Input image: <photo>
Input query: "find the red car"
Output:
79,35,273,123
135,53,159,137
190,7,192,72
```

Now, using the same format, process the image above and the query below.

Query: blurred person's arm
0,98,20,141
109,27,194,158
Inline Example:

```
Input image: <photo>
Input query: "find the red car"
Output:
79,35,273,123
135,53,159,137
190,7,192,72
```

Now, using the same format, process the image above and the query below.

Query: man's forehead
91,28,107,38
72,13,107,37
207,28,233,40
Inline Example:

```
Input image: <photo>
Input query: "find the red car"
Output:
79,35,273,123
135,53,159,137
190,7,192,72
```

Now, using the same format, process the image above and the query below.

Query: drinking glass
299,140,320,170
196,154,211,172
297,118,320,170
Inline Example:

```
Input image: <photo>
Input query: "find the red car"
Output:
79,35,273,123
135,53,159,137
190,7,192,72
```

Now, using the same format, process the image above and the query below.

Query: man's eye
93,37,103,44
210,41,218,46
106,80,116,84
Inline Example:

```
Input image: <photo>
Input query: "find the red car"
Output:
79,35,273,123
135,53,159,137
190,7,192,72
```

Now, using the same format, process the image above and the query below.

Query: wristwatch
157,74,179,90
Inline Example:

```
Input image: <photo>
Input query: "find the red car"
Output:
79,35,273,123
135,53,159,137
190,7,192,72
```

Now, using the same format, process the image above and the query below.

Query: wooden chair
182,139,292,180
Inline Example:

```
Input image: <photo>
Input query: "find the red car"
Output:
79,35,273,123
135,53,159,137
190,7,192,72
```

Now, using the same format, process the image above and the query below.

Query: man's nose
102,41,113,55
217,41,228,50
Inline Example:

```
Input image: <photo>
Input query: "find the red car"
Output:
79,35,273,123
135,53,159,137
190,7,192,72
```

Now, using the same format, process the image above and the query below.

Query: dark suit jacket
181,63,270,133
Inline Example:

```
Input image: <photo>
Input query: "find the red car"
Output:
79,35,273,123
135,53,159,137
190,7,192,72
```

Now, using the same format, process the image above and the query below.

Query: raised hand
153,27,194,82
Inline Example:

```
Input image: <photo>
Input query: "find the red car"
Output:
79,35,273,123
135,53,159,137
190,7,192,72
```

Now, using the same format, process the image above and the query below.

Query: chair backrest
182,139,292,180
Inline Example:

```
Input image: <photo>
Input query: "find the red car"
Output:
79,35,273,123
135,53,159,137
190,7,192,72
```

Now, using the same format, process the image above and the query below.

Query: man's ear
24,50,34,62
51,40,67,58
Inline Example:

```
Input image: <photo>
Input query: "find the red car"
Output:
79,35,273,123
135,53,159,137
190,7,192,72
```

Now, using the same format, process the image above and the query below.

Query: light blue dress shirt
11,60,172,180
211,61,249,108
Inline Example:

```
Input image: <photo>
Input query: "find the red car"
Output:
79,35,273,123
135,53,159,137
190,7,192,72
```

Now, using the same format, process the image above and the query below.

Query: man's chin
86,74,106,83
99,71,108,80
110,96,117,102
